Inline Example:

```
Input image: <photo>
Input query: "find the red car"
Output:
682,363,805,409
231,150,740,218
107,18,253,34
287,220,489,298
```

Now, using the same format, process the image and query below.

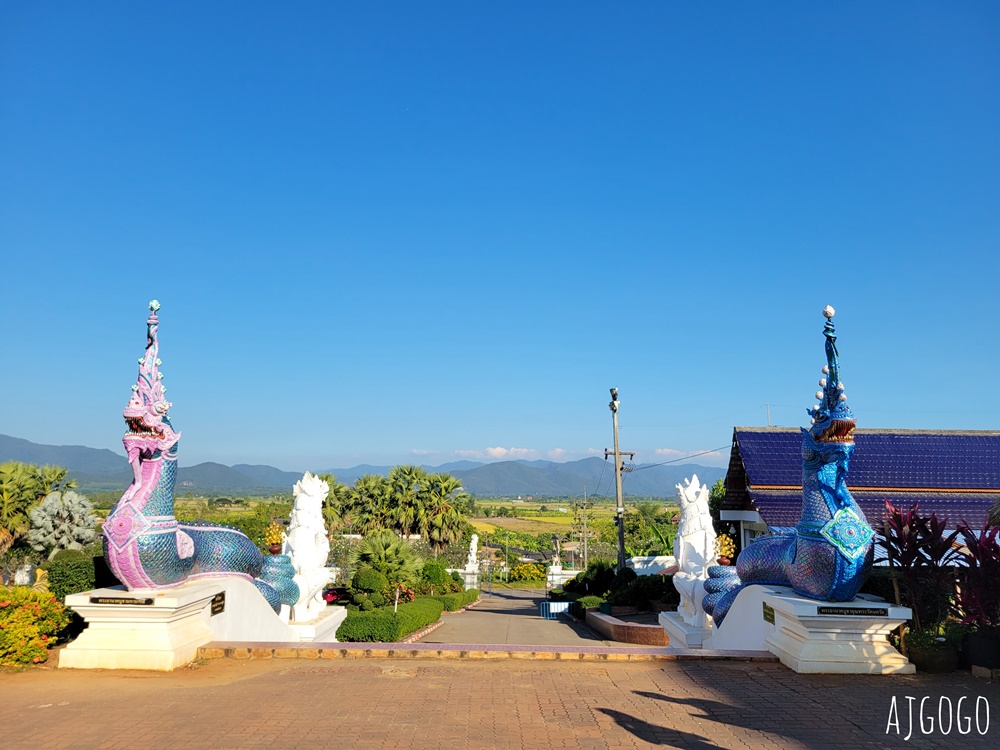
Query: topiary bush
577,560,616,596
0,586,70,665
432,593,465,611
421,560,449,586
46,549,96,601
610,567,638,593
463,588,479,605
335,597,445,642
352,566,389,594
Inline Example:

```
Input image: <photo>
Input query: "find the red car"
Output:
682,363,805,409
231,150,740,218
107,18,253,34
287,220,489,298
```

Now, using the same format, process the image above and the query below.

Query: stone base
704,584,914,674
659,611,712,648
60,581,221,670
289,606,348,642
60,577,304,671
764,590,914,674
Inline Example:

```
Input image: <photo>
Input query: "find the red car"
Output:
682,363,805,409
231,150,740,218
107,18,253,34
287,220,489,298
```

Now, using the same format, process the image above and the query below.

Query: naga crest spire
808,305,856,443
122,299,180,462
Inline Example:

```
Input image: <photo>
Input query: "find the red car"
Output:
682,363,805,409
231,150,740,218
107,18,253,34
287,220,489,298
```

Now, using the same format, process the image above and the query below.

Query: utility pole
575,494,593,571
605,388,635,573
764,403,772,426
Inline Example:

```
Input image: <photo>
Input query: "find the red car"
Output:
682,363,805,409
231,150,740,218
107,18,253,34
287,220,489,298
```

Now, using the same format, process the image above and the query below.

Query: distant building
720,427,1000,549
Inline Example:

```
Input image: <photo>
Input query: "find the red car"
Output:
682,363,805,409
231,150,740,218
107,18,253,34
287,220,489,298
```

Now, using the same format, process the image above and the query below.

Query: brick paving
3,656,997,749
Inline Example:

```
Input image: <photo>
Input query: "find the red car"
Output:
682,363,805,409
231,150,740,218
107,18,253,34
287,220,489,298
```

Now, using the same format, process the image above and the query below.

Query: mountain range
0,434,725,498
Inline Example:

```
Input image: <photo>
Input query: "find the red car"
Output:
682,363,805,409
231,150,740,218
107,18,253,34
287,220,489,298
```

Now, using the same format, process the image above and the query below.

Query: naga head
122,300,180,463
802,305,855,456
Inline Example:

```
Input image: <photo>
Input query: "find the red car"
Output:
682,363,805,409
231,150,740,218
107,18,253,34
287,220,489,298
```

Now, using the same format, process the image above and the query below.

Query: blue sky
1,3,998,473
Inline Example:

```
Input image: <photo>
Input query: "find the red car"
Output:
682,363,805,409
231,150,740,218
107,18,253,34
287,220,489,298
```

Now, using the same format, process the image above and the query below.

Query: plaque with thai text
210,592,225,616
817,606,888,617
89,596,154,606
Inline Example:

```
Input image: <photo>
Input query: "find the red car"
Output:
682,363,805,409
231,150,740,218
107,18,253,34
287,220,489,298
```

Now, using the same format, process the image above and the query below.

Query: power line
629,445,731,472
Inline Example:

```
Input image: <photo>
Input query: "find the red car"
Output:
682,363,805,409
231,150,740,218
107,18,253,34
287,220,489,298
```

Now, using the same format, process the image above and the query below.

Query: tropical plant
350,530,423,587
878,500,961,632
316,473,351,532
1,463,77,555
28,491,98,560
954,521,1000,633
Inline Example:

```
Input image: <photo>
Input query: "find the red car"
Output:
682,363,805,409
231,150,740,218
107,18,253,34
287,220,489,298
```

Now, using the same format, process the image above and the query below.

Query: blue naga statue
103,301,298,613
703,305,874,625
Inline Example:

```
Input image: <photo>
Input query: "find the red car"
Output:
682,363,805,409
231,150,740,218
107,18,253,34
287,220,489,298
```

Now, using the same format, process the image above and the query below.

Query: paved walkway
3,655,997,748
417,587,615,646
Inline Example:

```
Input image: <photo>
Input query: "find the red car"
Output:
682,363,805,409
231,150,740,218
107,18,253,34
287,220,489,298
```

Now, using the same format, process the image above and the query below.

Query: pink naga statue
102,301,297,612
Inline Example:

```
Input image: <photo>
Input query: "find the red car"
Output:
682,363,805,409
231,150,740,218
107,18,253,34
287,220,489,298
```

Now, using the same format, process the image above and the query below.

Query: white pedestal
763,590,914,674
702,584,914,674
659,611,712,648
60,576,311,670
61,581,222,671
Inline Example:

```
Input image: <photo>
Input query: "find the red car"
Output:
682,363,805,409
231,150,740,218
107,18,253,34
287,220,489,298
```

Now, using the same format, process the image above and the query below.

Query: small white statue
672,475,717,628
466,533,479,571
283,472,332,621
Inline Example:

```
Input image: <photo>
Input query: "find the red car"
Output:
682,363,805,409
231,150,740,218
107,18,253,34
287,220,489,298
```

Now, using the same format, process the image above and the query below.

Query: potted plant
714,535,735,567
264,522,284,555
904,626,961,673
955,522,1000,669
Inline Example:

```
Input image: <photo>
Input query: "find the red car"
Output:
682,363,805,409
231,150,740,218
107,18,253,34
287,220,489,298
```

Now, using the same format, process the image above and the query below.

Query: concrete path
417,587,615,647
3,655,997,748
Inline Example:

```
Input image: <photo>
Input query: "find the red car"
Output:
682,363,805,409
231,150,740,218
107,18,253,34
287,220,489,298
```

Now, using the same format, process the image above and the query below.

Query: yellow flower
264,522,284,546
715,535,736,559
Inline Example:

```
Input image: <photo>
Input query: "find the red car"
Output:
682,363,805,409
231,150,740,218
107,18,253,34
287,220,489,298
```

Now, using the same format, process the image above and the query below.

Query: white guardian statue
672,475,717,628
283,472,332,621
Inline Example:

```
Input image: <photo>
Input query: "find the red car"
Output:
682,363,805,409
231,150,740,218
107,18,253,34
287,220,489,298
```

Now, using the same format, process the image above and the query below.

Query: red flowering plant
877,501,961,644
954,522,1000,636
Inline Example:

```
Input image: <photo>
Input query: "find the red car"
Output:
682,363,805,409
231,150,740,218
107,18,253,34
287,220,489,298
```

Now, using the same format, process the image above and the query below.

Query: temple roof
721,427,1000,529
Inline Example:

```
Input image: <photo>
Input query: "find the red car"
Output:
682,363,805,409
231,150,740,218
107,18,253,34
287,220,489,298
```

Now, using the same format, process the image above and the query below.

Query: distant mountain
1,434,724,498
450,457,724,498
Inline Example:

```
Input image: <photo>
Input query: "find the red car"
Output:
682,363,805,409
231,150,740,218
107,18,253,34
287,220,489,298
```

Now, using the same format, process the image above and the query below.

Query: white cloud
408,449,438,456
453,446,540,461
548,448,569,459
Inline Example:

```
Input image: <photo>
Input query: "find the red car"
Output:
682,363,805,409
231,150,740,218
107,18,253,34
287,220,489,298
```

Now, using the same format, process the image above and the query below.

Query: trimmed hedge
47,549,96,601
430,588,479,612
606,574,680,610
335,597,445,642
0,586,70,665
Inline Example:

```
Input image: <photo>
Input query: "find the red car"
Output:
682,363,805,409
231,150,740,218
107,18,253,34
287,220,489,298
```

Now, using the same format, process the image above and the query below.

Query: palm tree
349,474,393,535
317,473,351,532
388,465,429,538
0,462,46,555
424,473,469,557
350,529,423,587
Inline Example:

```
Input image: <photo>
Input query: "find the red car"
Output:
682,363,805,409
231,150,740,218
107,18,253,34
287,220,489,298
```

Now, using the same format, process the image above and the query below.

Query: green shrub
0,586,70,665
450,571,463,585
606,574,679,610
577,560,616,596
463,588,479,605
610,567,638,592
352,566,389,593
577,595,604,609
432,593,465,611
421,560,449,586
335,597,445,642
47,549,96,601
368,592,387,608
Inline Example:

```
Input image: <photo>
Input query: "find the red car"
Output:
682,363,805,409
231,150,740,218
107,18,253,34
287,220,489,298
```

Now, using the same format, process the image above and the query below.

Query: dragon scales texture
702,306,874,626
102,301,298,613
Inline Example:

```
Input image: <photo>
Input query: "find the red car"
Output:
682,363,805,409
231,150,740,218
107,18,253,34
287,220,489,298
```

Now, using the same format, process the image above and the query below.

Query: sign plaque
89,596,154,606
817,606,888,617
210,592,226,616
762,602,775,624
